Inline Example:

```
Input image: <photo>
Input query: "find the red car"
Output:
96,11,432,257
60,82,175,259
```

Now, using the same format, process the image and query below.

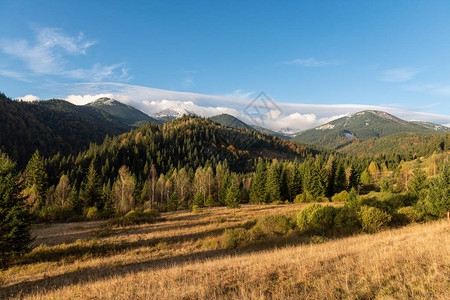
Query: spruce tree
24,150,47,208
80,161,102,209
249,160,266,204
0,153,33,269
266,161,281,202
225,181,240,208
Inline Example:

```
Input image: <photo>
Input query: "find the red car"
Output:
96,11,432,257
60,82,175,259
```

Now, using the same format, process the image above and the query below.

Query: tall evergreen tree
80,161,102,209
266,160,281,202
0,153,33,269
249,160,267,204
24,150,47,208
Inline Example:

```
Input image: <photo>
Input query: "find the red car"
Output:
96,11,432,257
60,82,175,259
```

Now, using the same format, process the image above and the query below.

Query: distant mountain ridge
0,94,132,166
292,110,450,149
87,97,158,126
153,107,196,123
209,114,289,139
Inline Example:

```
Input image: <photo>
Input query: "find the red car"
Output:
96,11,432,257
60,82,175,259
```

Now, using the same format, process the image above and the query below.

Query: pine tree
24,150,47,208
419,163,449,217
409,162,428,199
249,160,266,204
225,181,240,208
334,163,347,193
0,153,33,269
80,161,102,209
69,185,82,215
265,160,281,202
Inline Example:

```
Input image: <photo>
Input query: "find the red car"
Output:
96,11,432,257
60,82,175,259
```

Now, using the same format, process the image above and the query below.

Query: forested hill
46,115,321,188
292,110,450,149
209,113,289,139
0,93,131,167
338,132,450,159
86,97,158,127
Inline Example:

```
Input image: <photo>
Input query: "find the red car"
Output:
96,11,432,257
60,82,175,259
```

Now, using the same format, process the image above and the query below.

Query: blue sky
1,0,450,130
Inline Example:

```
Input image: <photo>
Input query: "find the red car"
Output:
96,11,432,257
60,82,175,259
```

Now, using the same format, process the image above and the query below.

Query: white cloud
66,93,114,105
64,82,450,132
281,58,339,67
0,27,127,81
443,123,450,128
379,68,419,83
15,94,41,102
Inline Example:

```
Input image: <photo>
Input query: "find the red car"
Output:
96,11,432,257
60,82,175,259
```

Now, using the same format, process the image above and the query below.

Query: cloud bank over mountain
62,82,450,132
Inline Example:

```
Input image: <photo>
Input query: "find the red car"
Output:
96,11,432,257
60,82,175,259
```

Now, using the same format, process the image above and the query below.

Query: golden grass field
1,203,449,299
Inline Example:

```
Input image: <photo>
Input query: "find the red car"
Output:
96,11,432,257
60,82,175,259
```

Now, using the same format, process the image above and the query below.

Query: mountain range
291,110,450,149
1,91,449,166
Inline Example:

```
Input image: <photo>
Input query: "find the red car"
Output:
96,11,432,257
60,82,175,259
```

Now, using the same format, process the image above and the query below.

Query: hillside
209,113,253,130
49,115,320,188
0,94,131,166
209,113,289,139
292,110,450,149
87,97,158,127
338,132,450,158
153,107,195,123
2,206,448,299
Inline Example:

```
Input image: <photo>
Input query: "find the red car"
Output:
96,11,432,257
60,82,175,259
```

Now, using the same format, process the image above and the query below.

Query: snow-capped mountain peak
153,107,196,118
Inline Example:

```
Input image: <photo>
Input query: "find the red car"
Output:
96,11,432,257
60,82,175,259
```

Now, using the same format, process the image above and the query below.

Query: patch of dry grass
1,204,449,299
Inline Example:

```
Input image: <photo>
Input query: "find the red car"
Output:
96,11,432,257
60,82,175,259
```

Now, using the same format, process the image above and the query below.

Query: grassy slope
1,204,449,299
292,110,449,149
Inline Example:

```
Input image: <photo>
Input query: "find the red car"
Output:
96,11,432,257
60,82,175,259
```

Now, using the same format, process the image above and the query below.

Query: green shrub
221,228,249,249
316,196,329,203
191,205,200,214
86,207,100,220
36,206,74,222
396,206,422,223
334,206,360,234
294,191,314,203
106,209,160,227
251,214,290,239
359,205,391,233
331,190,349,202
271,200,285,205
297,204,337,234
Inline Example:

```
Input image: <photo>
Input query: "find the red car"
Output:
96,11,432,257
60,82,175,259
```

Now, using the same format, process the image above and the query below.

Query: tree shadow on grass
0,231,337,298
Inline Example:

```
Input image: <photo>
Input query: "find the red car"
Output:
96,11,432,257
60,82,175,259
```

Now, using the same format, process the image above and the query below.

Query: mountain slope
292,110,450,149
87,97,158,126
0,94,131,166
209,114,253,130
209,113,289,139
51,115,321,187
153,107,195,123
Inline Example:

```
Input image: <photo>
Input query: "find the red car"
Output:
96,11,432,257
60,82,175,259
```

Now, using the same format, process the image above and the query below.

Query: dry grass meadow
1,203,449,299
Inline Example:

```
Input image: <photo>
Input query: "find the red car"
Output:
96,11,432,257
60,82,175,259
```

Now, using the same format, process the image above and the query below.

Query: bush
334,206,360,234
297,204,337,234
86,207,100,220
331,190,349,202
396,206,422,223
316,196,329,203
221,228,249,249
271,200,285,205
106,209,160,227
191,205,200,214
36,206,74,222
359,205,391,233
294,191,314,203
251,214,290,239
